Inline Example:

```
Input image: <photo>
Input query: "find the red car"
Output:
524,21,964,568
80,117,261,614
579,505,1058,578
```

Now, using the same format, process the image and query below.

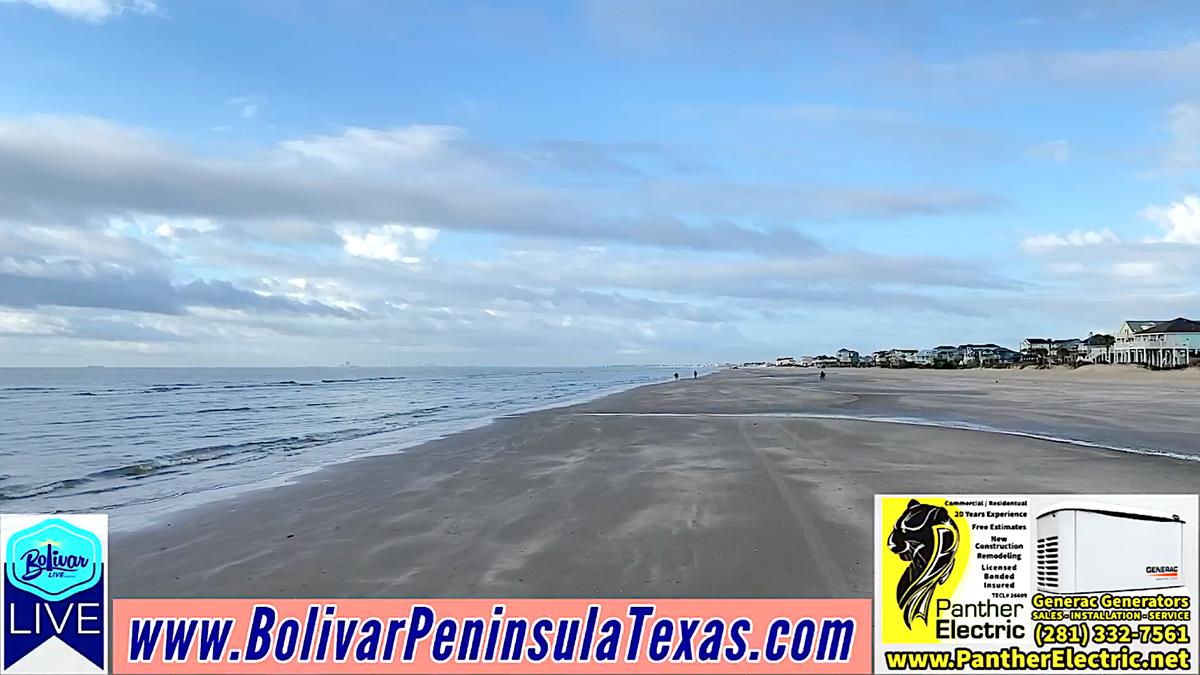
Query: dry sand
113,367,1200,599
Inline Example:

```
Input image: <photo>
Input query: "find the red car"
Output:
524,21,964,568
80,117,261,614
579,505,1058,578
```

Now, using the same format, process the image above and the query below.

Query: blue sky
2,0,1200,365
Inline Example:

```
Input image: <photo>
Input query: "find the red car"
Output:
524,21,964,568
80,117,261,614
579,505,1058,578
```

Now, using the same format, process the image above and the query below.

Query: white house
959,343,1021,366
879,349,918,367
1076,334,1115,364
1020,337,1080,364
1112,318,1200,367
932,345,962,364
1118,320,1161,337
915,346,961,366
774,356,797,367
1113,320,1161,365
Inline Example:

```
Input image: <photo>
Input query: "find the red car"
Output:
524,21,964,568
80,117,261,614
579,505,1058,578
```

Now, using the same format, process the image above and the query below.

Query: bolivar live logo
2,514,107,674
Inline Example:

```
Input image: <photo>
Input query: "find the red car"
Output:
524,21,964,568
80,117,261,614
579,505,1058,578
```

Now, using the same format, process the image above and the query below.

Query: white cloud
149,217,218,239
910,42,1200,88
1048,262,1085,275
1143,195,1200,244
1026,139,1071,162
1164,102,1200,170
1028,196,1200,252
0,0,155,22
225,96,263,120
0,115,1000,255
1022,228,1118,252
339,224,439,263
280,125,467,171
0,310,66,335
0,115,1028,365
1112,261,1161,280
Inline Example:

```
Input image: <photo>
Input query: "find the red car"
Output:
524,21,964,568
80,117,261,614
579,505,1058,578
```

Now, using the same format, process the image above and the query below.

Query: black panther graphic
887,499,961,629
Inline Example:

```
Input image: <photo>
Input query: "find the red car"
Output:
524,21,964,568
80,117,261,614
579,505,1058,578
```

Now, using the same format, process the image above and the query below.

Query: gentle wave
0,367,677,519
16,376,419,398
1,424,400,501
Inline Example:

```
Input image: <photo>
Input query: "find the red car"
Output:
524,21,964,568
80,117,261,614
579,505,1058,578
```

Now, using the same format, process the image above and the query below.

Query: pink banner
113,598,870,674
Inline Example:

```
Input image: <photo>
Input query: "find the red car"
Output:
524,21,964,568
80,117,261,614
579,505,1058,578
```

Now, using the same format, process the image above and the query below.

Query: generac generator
1036,501,1185,594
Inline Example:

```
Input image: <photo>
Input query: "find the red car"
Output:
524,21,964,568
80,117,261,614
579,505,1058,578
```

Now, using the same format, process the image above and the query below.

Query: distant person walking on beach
693,370,697,379
819,370,826,381
674,372,679,381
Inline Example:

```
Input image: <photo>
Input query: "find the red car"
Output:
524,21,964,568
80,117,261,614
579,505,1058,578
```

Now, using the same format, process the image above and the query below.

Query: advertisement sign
1,497,1194,674
875,495,1198,673
110,598,870,673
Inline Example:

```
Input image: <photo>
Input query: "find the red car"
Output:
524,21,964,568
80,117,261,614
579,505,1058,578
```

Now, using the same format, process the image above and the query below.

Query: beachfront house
1118,320,1161,338
960,343,1021,367
932,345,962,365
1077,334,1116,364
836,348,860,366
1113,320,1161,365
813,355,839,368
1020,337,1080,364
1111,318,1200,368
878,349,917,368
799,356,815,367
774,356,797,367
915,347,958,367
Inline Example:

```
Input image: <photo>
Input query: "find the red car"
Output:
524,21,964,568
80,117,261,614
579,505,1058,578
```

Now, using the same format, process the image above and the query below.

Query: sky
2,0,1200,366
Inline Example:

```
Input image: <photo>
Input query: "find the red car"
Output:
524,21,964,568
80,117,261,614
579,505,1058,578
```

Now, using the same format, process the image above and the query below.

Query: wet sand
113,367,1200,598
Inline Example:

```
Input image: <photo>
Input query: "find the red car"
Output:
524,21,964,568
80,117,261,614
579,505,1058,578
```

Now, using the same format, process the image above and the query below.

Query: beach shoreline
112,367,1200,599
1,366,682,528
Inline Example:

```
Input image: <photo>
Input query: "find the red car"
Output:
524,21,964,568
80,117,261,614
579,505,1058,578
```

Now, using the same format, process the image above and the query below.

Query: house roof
933,345,958,350
1082,334,1112,345
1122,320,1162,333
1138,317,1200,334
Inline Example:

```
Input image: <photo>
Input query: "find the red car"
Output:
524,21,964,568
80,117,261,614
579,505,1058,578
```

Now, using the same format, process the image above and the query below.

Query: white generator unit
1036,501,1185,594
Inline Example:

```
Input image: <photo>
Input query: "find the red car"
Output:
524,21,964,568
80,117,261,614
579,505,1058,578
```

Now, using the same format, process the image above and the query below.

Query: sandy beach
113,367,1200,599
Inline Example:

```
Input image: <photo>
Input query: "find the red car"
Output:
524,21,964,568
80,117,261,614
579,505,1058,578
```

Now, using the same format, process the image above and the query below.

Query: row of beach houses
770,317,1200,370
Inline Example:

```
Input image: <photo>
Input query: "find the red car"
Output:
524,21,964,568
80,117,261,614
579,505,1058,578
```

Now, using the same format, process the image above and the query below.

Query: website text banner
112,598,870,674
875,494,1199,674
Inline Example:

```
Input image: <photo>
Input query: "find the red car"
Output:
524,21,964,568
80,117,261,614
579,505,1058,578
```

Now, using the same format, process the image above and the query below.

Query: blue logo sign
3,514,107,674
5,519,101,602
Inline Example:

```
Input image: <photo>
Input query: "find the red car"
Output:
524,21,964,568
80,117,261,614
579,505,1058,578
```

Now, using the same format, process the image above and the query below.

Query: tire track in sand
737,418,849,593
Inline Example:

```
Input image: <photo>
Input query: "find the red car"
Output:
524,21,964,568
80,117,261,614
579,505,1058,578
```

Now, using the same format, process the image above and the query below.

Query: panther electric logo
887,499,961,629
2,514,107,675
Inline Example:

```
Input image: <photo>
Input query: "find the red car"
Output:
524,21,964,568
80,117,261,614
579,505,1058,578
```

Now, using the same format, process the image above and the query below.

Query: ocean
0,366,679,529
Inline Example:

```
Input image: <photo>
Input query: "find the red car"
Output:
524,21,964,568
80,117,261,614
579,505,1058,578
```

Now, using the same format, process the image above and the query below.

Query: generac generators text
1032,594,1191,609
